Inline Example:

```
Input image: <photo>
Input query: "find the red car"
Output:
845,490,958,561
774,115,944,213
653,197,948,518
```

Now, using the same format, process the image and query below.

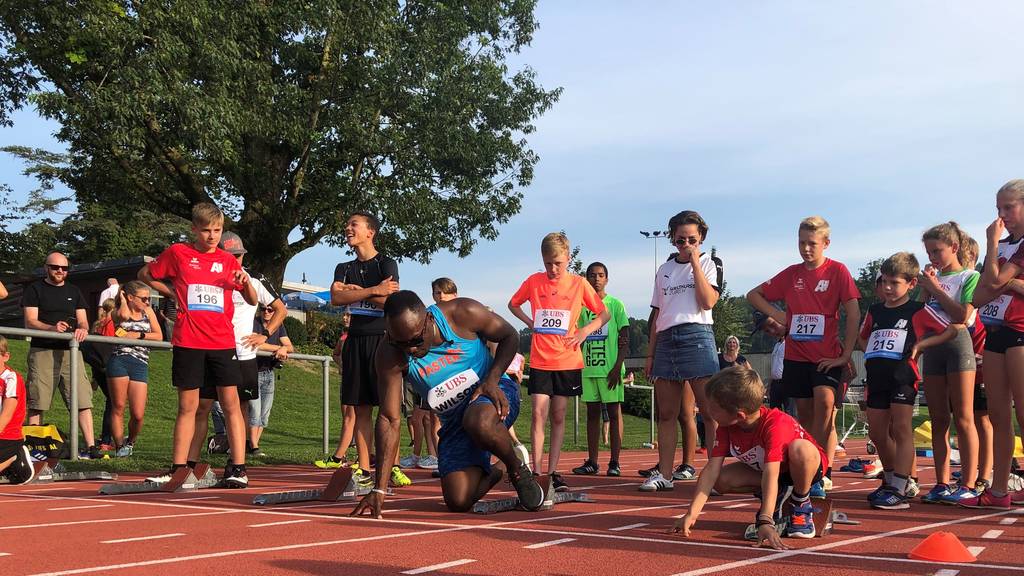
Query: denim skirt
650,323,718,381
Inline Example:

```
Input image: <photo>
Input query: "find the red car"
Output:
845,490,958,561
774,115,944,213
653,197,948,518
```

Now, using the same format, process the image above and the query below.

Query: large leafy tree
0,1,559,283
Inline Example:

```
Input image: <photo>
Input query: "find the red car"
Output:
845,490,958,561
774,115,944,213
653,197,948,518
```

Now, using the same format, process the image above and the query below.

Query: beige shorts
27,347,92,411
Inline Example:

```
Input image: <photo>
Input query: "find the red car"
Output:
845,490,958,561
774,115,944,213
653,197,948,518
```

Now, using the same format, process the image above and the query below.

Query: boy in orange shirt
509,232,609,491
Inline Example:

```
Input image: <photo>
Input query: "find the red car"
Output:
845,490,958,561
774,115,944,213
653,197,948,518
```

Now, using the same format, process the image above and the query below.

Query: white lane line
0,552,10,557
524,538,576,549
609,522,648,531
933,570,959,576
848,481,862,485
248,519,310,528
101,533,184,544
981,529,1003,539
0,510,240,531
999,517,1018,525
400,559,476,574
723,503,749,509
47,504,114,511
967,546,985,557
168,496,219,502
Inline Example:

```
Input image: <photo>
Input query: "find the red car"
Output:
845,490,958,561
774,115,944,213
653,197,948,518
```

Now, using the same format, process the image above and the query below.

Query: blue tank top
406,305,511,420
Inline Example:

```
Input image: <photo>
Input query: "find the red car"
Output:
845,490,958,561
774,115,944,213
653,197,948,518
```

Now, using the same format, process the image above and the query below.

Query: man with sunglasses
22,252,102,458
351,290,543,517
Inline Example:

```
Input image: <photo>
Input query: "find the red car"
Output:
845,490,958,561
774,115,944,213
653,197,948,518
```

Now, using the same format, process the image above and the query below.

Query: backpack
22,424,70,459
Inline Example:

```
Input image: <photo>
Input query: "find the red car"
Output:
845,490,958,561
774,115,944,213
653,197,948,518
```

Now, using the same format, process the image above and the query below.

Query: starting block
99,463,217,495
0,458,118,485
252,466,387,506
471,473,595,514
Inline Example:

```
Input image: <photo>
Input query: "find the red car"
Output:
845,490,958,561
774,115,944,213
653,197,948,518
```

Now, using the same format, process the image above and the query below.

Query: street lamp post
640,230,668,274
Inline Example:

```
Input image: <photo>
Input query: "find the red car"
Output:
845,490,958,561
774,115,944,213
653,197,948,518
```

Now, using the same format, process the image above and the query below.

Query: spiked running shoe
940,485,978,505
390,466,412,487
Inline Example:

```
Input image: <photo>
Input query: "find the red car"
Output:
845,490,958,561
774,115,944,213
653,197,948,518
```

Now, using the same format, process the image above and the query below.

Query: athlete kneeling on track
352,291,543,516
0,336,36,485
671,366,827,549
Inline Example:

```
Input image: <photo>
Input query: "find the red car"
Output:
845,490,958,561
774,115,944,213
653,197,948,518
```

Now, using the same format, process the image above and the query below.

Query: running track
1,441,1021,576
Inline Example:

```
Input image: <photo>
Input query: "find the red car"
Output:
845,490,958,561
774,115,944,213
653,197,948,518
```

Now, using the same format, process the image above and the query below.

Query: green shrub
284,316,307,345
296,342,333,357
623,375,653,419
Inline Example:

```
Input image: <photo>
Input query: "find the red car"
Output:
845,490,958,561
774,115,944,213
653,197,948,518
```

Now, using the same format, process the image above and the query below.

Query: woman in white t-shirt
641,210,721,492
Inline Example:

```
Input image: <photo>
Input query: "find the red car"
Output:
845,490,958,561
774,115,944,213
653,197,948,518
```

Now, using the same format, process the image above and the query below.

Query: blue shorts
650,323,718,382
106,354,149,383
437,377,520,477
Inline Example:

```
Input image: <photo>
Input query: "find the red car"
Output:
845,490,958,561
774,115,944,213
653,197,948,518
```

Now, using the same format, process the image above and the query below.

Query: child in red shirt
672,366,827,547
0,336,35,485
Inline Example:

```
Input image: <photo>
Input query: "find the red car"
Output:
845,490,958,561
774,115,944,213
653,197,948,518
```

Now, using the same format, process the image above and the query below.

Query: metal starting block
99,463,217,495
252,466,389,506
0,458,118,485
471,473,595,514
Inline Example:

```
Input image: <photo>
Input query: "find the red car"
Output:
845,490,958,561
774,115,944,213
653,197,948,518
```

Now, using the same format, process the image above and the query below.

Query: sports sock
884,470,894,486
791,491,809,505
825,466,832,479
186,460,197,469
891,473,909,495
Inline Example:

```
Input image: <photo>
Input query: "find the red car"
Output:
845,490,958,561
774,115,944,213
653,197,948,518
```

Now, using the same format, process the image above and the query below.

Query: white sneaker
512,442,531,473
821,476,833,491
1008,473,1024,492
417,454,439,470
399,454,419,468
905,478,920,498
639,471,674,492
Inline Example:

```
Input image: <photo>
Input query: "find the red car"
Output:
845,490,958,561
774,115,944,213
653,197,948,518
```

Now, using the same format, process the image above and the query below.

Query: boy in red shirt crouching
672,366,827,549
0,336,35,485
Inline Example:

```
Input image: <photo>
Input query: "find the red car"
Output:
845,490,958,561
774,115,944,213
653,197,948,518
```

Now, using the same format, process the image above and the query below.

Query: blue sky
2,2,1023,320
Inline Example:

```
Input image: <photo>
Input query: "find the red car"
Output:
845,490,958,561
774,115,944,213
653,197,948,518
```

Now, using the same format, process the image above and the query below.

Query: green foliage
305,310,345,348
855,257,885,316
0,1,561,284
283,316,307,346
628,316,649,356
296,341,333,357
623,378,653,419
712,288,750,352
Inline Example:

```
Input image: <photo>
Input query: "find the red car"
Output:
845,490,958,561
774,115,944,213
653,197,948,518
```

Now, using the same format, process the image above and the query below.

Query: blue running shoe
870,487,910,510
784,500,816,538
921,483,951,504
865,482,888,501
940,485,977,505
840,458,869,473
809,481,826,499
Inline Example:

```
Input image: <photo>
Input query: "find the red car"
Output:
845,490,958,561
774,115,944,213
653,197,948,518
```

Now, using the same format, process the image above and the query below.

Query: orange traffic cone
908,531,977,563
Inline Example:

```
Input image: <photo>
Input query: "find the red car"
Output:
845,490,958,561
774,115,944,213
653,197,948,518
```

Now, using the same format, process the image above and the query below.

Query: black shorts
865,371,918,410
782,360,841,400
984,326,1024,354
341,334,383,406
172,347,240,391
0,438,23,463
767,379,788,409
200,358,258,401
528,368,582,397
779,462,825,490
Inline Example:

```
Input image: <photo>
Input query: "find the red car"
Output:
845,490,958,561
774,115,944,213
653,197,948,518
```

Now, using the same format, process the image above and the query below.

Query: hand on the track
350,491,385,519
753,524,789,550
470,381,509,420
988,217,1005,243
669,513,696,536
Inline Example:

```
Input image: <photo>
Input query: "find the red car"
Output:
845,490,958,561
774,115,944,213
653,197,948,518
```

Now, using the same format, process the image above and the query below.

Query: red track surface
1,440,1022,576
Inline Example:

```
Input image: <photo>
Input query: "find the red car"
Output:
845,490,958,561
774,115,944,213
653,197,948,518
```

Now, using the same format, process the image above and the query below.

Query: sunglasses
673,236,700,246
130,294,150,302
46,264,69,271
390,315,429,349
263,308,274,313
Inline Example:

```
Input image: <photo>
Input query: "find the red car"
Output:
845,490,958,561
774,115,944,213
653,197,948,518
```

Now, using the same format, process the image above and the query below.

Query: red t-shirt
0,367,26,441
760,259,859,363
510,273,606,370
711,406,828,473
147,243,242,350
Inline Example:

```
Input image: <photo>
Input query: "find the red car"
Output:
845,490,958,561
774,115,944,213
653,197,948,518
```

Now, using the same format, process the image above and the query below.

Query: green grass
5,339,657,472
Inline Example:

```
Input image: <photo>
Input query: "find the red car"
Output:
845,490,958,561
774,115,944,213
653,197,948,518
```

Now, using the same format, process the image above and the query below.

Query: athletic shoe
940,486,978,505
784,500,816,538
115,443,133,458
840,458,870,473
313,456,346,469
417,455,439,470
390,466,412,487
809,481,826,499
352,467,374,489
870,487,910,510
511,443,530,472
247,447,266,458
638,464,659,478
952,470,962,482
638,471,674,492
906,478,920,498
862,460,884,479
508,463,544,511
958,490,1011,510
431,469,441,478
821,476,833,491
1010,489,1024,505
145,466,181,483
99,443,116,452
606,460,621,477
551,473,569,493
572,459,599,475
866,482,888,501
223,464,248,488
974,479,990,494
672,464,697,481
1007,473,1024,492
834,446,847,459
922,484,951,504
79,445,104,460
399,454,419,468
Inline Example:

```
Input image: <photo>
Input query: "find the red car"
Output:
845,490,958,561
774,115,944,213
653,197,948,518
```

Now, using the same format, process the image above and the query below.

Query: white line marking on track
101,533,184,544
981,529,1003,539
0,552,10,557
248,519,310,528
848,481,862,485
999,517,1018,525
608,522,648,531
967,546,985,557
168,496,219,502
0,510,241,531
933,570,959,576
723,503,749,509
400,559,476,574
47,504,114,511
524,538,576,549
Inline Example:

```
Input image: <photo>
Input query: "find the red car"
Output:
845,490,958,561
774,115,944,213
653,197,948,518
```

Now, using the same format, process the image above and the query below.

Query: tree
854,257,885,316
0,1,560,283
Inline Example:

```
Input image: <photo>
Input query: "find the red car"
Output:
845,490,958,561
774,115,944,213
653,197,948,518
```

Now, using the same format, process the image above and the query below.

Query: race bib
187,284,224,313
585,323,608,341
427,369,479,413
730,445,766,472
534,308,570,335
349,300,384,317
979,295,1010,326
864,328,908,360
789,314,825,342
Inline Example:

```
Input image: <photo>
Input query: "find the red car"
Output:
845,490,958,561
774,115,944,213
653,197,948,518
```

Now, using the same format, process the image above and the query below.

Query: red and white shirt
760,259,859,364
711,406,828,472
979,236,1024,331
0,367,26,441
147,243,243,350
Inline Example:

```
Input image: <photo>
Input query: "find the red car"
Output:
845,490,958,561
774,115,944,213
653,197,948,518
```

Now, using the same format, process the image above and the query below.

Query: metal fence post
69,338,80,460
322,359,330,456
649,386,655,447
573,395,579,447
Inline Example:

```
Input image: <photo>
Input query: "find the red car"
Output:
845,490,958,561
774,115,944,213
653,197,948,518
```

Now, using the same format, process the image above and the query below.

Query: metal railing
0,326,334,460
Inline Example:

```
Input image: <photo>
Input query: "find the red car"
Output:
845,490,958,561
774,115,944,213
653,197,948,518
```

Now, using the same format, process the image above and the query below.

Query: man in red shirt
139,203,257,487
0,336,35,485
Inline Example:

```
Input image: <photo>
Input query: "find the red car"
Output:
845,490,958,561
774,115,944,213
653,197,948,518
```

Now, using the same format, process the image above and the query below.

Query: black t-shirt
718,353,747,370
22,280,88,349
253,318,289,371
333,254,399,336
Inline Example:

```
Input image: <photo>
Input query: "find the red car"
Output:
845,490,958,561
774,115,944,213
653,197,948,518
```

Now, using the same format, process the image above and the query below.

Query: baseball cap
219,231,247,255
